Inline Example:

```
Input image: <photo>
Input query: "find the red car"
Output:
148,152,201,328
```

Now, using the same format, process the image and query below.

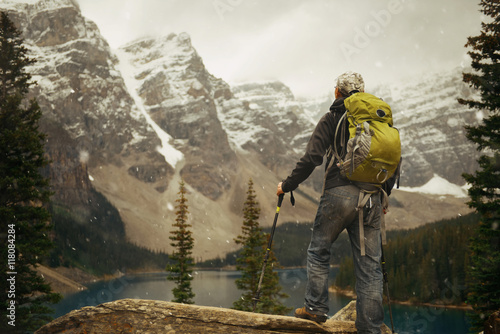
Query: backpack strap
332,112,347,165
380,188,389,246
354,183,389,256
323,112,347,193
356,187,379,256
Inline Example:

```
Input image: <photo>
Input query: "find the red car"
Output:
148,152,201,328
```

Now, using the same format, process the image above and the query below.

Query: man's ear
335,87,343,99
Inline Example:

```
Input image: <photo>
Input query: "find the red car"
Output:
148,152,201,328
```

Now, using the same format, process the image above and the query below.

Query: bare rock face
42,121,93,206
35,299,393,334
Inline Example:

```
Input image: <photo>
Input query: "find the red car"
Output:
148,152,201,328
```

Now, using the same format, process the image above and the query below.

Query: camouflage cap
336,71,364,96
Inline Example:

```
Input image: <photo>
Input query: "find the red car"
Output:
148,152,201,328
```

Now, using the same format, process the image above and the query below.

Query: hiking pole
253,193,284,312
381,245,396,333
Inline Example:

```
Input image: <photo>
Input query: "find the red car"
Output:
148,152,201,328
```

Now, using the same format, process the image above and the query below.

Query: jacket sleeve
281,113,336,192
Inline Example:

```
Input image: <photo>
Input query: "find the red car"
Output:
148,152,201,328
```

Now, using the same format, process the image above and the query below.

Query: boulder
328,300,392,334
36,298,393,333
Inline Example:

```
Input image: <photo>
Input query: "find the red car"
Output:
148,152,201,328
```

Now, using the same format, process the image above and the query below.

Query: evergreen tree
0,12,61,332
233,178,290,314
458,0,500,330
257,234,292,315
233,178,264,312
167,180,195,304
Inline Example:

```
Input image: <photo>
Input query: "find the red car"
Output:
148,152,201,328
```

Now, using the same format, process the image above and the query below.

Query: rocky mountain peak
118,33,238,200
123,32,196,70
120,32,213,106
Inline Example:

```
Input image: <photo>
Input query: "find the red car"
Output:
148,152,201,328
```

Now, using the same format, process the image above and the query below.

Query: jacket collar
329,97,346,113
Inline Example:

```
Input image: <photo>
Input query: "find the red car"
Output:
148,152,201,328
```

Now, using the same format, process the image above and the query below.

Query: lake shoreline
48,266,472,312
329,286,472,311
52,268,471,334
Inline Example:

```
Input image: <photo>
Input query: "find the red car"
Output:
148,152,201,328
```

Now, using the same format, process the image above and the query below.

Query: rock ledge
36,299,392,333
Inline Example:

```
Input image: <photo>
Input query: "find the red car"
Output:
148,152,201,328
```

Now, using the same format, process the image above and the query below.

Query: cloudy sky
77,0,483,98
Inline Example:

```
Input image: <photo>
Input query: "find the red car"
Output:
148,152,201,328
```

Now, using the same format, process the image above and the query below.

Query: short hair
336,71,365,96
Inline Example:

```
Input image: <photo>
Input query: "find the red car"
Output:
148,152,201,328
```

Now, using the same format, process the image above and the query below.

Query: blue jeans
304,185,384,334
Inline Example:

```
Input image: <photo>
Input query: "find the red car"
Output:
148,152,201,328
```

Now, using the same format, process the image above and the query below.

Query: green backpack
328,92,401,256
331,92,401,186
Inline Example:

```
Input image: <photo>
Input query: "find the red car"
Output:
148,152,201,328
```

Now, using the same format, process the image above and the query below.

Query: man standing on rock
277,72,398,334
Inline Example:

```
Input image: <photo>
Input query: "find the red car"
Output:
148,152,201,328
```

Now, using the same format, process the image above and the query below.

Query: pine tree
233,178,263,312
458,1,500,329
257,234,292,315
167,180,195,304
0,12,61,333
233,178,290,314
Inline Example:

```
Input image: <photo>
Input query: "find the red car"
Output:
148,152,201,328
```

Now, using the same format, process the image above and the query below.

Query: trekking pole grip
277,193,284,208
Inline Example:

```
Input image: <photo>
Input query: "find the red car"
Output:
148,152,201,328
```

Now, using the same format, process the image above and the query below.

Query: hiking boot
294,307,328,323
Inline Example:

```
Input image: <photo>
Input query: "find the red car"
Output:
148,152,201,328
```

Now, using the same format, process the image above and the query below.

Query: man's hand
277,182,285,196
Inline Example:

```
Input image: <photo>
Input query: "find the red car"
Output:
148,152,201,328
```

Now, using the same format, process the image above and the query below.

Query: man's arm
279,112,336,193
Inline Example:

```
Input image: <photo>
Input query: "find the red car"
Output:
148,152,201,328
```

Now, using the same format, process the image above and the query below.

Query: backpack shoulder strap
322,112,347,193
332,112,347,164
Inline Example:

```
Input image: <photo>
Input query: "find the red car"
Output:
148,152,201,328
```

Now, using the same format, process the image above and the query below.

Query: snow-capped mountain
4,0,170,207
1,0,478,259
372,68,482,187
117,34,238,200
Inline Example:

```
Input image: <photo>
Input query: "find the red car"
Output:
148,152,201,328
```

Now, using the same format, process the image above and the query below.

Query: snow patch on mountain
399,174,469,198
115,48,184,167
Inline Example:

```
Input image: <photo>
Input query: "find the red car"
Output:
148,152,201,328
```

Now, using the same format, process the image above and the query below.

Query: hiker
276,71,399,334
